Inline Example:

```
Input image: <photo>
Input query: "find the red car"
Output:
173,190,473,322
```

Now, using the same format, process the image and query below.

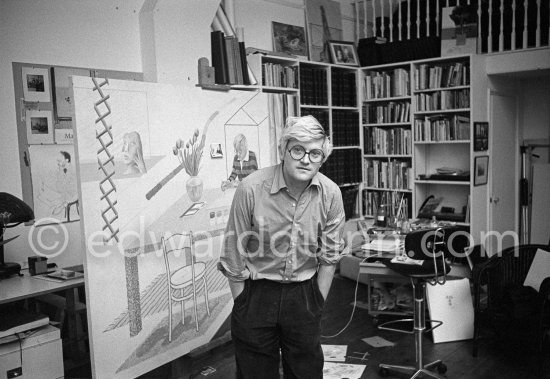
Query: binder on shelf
211,30,229,84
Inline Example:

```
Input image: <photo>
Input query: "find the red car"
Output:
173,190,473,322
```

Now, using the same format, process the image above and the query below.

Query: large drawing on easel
72,76,268,378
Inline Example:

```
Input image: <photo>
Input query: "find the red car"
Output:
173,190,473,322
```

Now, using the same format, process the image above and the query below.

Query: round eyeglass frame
287,145,324,163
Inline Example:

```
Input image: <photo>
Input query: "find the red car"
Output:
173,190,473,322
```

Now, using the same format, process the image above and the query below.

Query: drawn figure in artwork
221,134,258,191
219,115,347,378
122,131,147,175
37,150,79,221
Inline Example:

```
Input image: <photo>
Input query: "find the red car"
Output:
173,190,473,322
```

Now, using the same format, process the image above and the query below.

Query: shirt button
288,260,291,263
292,203,296,207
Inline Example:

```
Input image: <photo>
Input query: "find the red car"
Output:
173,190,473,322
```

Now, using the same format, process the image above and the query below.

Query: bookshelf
360,62,413,219
412,55,472,225
246,54,362,219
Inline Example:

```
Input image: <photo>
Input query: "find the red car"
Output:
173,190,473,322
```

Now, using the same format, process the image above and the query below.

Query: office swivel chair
377,226,469,378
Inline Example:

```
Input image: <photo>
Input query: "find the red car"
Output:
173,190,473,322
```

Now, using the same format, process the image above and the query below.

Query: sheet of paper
524,248,550,291
323,362,366,379
362,335,395,348
321,344,347,362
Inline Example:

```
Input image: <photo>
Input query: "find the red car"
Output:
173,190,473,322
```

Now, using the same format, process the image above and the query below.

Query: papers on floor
323,362,366,379
390,255,423,265
322,344,347,362
362,336,395,348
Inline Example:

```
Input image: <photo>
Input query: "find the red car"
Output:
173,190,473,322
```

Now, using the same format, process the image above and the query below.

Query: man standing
218,115,347,378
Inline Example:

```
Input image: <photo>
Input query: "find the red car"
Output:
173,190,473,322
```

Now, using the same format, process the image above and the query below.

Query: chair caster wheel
437,363,447,374
379,367,389,377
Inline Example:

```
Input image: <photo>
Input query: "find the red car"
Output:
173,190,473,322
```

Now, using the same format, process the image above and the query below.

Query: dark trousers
231,276,325,379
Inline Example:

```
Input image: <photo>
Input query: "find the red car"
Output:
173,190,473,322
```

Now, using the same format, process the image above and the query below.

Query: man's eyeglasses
287,145,324,163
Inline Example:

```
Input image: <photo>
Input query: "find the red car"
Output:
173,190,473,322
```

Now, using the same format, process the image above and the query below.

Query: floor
66,274,549,378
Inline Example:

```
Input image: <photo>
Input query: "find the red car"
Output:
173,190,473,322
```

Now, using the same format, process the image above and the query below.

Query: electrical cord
321,257,368,339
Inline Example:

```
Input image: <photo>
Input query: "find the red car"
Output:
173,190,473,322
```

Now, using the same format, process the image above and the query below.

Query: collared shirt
218,163,348,283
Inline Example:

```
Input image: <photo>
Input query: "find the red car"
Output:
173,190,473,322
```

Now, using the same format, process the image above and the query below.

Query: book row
414,61,470,90
210,31,250,85
332,110,360,147
331,70,357,107
362,68,410,99
320,149,362,185
262,63,298,88
299,66,328,106
364,126,412,155
363,190,411,219
415,89,470,111
414,115,470,141
301,108,329,134
364,159,413,190
363,101,411,124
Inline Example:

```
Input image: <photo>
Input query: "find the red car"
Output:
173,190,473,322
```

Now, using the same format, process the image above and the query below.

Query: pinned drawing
122,131,147,175
30,144,80,224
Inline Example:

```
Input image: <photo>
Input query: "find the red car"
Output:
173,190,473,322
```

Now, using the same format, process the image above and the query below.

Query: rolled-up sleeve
217,183,253,281
317,188,348,265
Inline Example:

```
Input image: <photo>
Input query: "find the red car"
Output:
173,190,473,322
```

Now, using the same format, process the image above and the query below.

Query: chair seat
384,259,450,278
170,262,206,288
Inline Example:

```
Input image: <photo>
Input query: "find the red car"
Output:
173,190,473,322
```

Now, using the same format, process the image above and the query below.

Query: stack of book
211,30,250,85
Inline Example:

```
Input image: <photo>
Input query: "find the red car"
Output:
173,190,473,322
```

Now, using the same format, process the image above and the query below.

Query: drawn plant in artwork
173,128,207,202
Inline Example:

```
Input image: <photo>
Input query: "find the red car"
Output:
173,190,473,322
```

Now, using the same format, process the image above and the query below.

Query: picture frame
271,21,308,59
210,143,223,158
26,110,54,144
21,67,51,102
328,40,359,66
474,122,489,151
474,155,489,186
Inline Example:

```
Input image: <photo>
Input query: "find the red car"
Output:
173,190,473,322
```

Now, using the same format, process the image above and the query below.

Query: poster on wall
72,75,270,379
26,109,54,144
304,0,343,62
54,119,74,144
441,5,477,56
29,144,80,225
21,66,51,102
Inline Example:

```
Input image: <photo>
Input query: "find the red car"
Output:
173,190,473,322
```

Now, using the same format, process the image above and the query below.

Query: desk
0,270,86,362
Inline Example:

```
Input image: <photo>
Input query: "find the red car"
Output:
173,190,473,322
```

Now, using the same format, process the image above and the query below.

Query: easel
520,139,550,244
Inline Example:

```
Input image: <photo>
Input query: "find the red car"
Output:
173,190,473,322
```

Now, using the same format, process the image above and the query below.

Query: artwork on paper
304,0,343,62
54,119,74,144
72,75,269,379
26,109,54,144
272,21,308,59
29,144,80,225
22,67,51,102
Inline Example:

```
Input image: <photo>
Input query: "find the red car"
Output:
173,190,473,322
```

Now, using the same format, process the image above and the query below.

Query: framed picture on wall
474,155,489,186
328,41,359,66
474,122,489,151
26,110,54,144
21,67,51,102
271,21,308,60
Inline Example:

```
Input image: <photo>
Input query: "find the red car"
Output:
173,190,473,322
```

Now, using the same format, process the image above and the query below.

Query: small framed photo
328,41,359,66
474,122,489,152
21,67,51,102
272,21,308,59
26,110,54,144
210,143,223,158
474,155,489,186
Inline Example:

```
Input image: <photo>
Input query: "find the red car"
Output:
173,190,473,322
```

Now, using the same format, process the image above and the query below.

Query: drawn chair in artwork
161,232,210,341
377,226,470,378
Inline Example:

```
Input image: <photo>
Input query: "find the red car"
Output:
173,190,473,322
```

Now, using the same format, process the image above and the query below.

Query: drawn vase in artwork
186,176,203,202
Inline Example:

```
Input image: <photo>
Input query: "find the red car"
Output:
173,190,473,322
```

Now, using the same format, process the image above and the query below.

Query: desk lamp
0,192,35,278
